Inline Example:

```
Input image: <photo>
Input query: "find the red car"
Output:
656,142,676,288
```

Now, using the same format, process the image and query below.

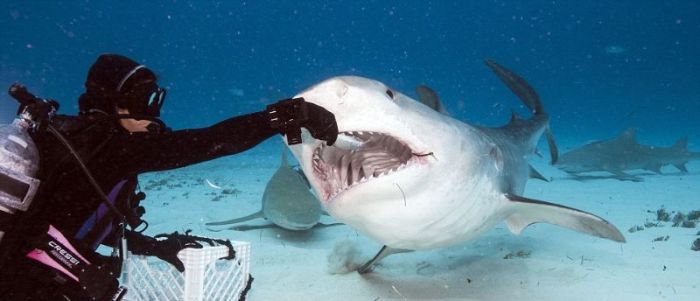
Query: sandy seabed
134,139,700,301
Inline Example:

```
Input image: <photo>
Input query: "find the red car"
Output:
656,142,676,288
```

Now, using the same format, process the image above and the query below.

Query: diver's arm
113,111,277,173
108,98,337,174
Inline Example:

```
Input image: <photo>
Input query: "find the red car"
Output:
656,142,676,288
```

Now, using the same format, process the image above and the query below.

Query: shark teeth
312,132,421,201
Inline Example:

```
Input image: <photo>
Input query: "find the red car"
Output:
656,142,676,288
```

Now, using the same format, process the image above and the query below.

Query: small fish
604,45,627,54
205,179,222,189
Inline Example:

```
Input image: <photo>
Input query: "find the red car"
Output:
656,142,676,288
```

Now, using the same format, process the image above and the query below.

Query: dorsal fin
415,85,449,115
510,111,524,123
529,165,549,182
617,128,637,143
672,137,688,150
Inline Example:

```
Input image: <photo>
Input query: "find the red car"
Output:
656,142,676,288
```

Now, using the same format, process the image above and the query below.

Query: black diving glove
8,83,59,131
127,231,204,272
266,97,338,146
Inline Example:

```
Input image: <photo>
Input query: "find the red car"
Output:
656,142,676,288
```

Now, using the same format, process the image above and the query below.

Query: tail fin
484,59,542,115
545,129,559,164
672,136,688,150
484,59,558,164
671,137,693,171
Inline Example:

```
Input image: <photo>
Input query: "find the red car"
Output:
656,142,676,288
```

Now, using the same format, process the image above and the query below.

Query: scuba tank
0,84,129,300
0,120,40,216
0,85,51,244
0,119,41,243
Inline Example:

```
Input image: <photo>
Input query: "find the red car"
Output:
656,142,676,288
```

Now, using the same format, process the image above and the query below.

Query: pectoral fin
674,163,689,173
610,170,643,182
645,165,663,174
357,245,413,274
205,211,265,226
504,194,625,243
529,165,549,182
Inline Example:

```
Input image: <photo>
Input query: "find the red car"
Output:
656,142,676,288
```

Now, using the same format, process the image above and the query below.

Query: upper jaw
309,130,429,202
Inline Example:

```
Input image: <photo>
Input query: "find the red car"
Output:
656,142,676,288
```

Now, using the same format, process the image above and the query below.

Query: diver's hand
302,101,338,145
266,98,338,145
127,231,203,272
151,232,204,272
9,83,59,129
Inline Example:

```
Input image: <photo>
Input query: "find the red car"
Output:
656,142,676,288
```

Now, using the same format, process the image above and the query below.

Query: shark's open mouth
312,131,424,201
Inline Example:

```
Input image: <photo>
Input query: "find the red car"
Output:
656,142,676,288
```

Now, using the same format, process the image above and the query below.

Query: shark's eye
385,89,394,99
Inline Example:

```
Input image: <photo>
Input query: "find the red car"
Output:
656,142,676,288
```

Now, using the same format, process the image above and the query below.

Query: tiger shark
557,128,700,181
206,148,340,231
287,60,625,273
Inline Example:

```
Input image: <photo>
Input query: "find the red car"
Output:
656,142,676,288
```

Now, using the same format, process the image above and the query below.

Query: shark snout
296,77,349,107
315,77,349,100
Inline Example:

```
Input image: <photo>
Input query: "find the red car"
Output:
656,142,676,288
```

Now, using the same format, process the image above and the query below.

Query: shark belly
325,124,512,250
329,172,507,250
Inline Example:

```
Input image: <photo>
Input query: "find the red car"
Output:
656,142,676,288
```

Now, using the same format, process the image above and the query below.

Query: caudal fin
671,136,692,172
504,194,625,243
672,136,688,150
484,59,558,164
484,59,542,115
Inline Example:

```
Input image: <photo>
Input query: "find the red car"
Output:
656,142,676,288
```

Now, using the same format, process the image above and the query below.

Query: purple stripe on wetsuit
75,179,128,249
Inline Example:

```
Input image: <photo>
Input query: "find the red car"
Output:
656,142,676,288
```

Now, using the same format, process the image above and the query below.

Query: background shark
206,148,337,231
557,128,700,181
287,60,625,273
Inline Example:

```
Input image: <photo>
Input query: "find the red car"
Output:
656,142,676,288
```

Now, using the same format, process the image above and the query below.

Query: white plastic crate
123,240,251,301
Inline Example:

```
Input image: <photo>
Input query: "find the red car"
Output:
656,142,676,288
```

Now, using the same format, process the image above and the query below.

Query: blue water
2,1,699,147
1,1,700,299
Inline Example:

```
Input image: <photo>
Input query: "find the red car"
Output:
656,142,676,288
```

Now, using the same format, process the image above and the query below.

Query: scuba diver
0,54,338,300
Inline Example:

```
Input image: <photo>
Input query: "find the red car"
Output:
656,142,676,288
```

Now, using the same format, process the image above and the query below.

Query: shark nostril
335,82,349,99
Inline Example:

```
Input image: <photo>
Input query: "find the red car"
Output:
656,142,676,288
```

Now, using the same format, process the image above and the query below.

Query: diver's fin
529,165,549,182
357,245,413,274
205,211,265,226
504,194,625,243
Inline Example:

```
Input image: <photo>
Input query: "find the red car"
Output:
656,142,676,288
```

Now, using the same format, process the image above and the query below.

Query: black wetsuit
0,110,276,300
